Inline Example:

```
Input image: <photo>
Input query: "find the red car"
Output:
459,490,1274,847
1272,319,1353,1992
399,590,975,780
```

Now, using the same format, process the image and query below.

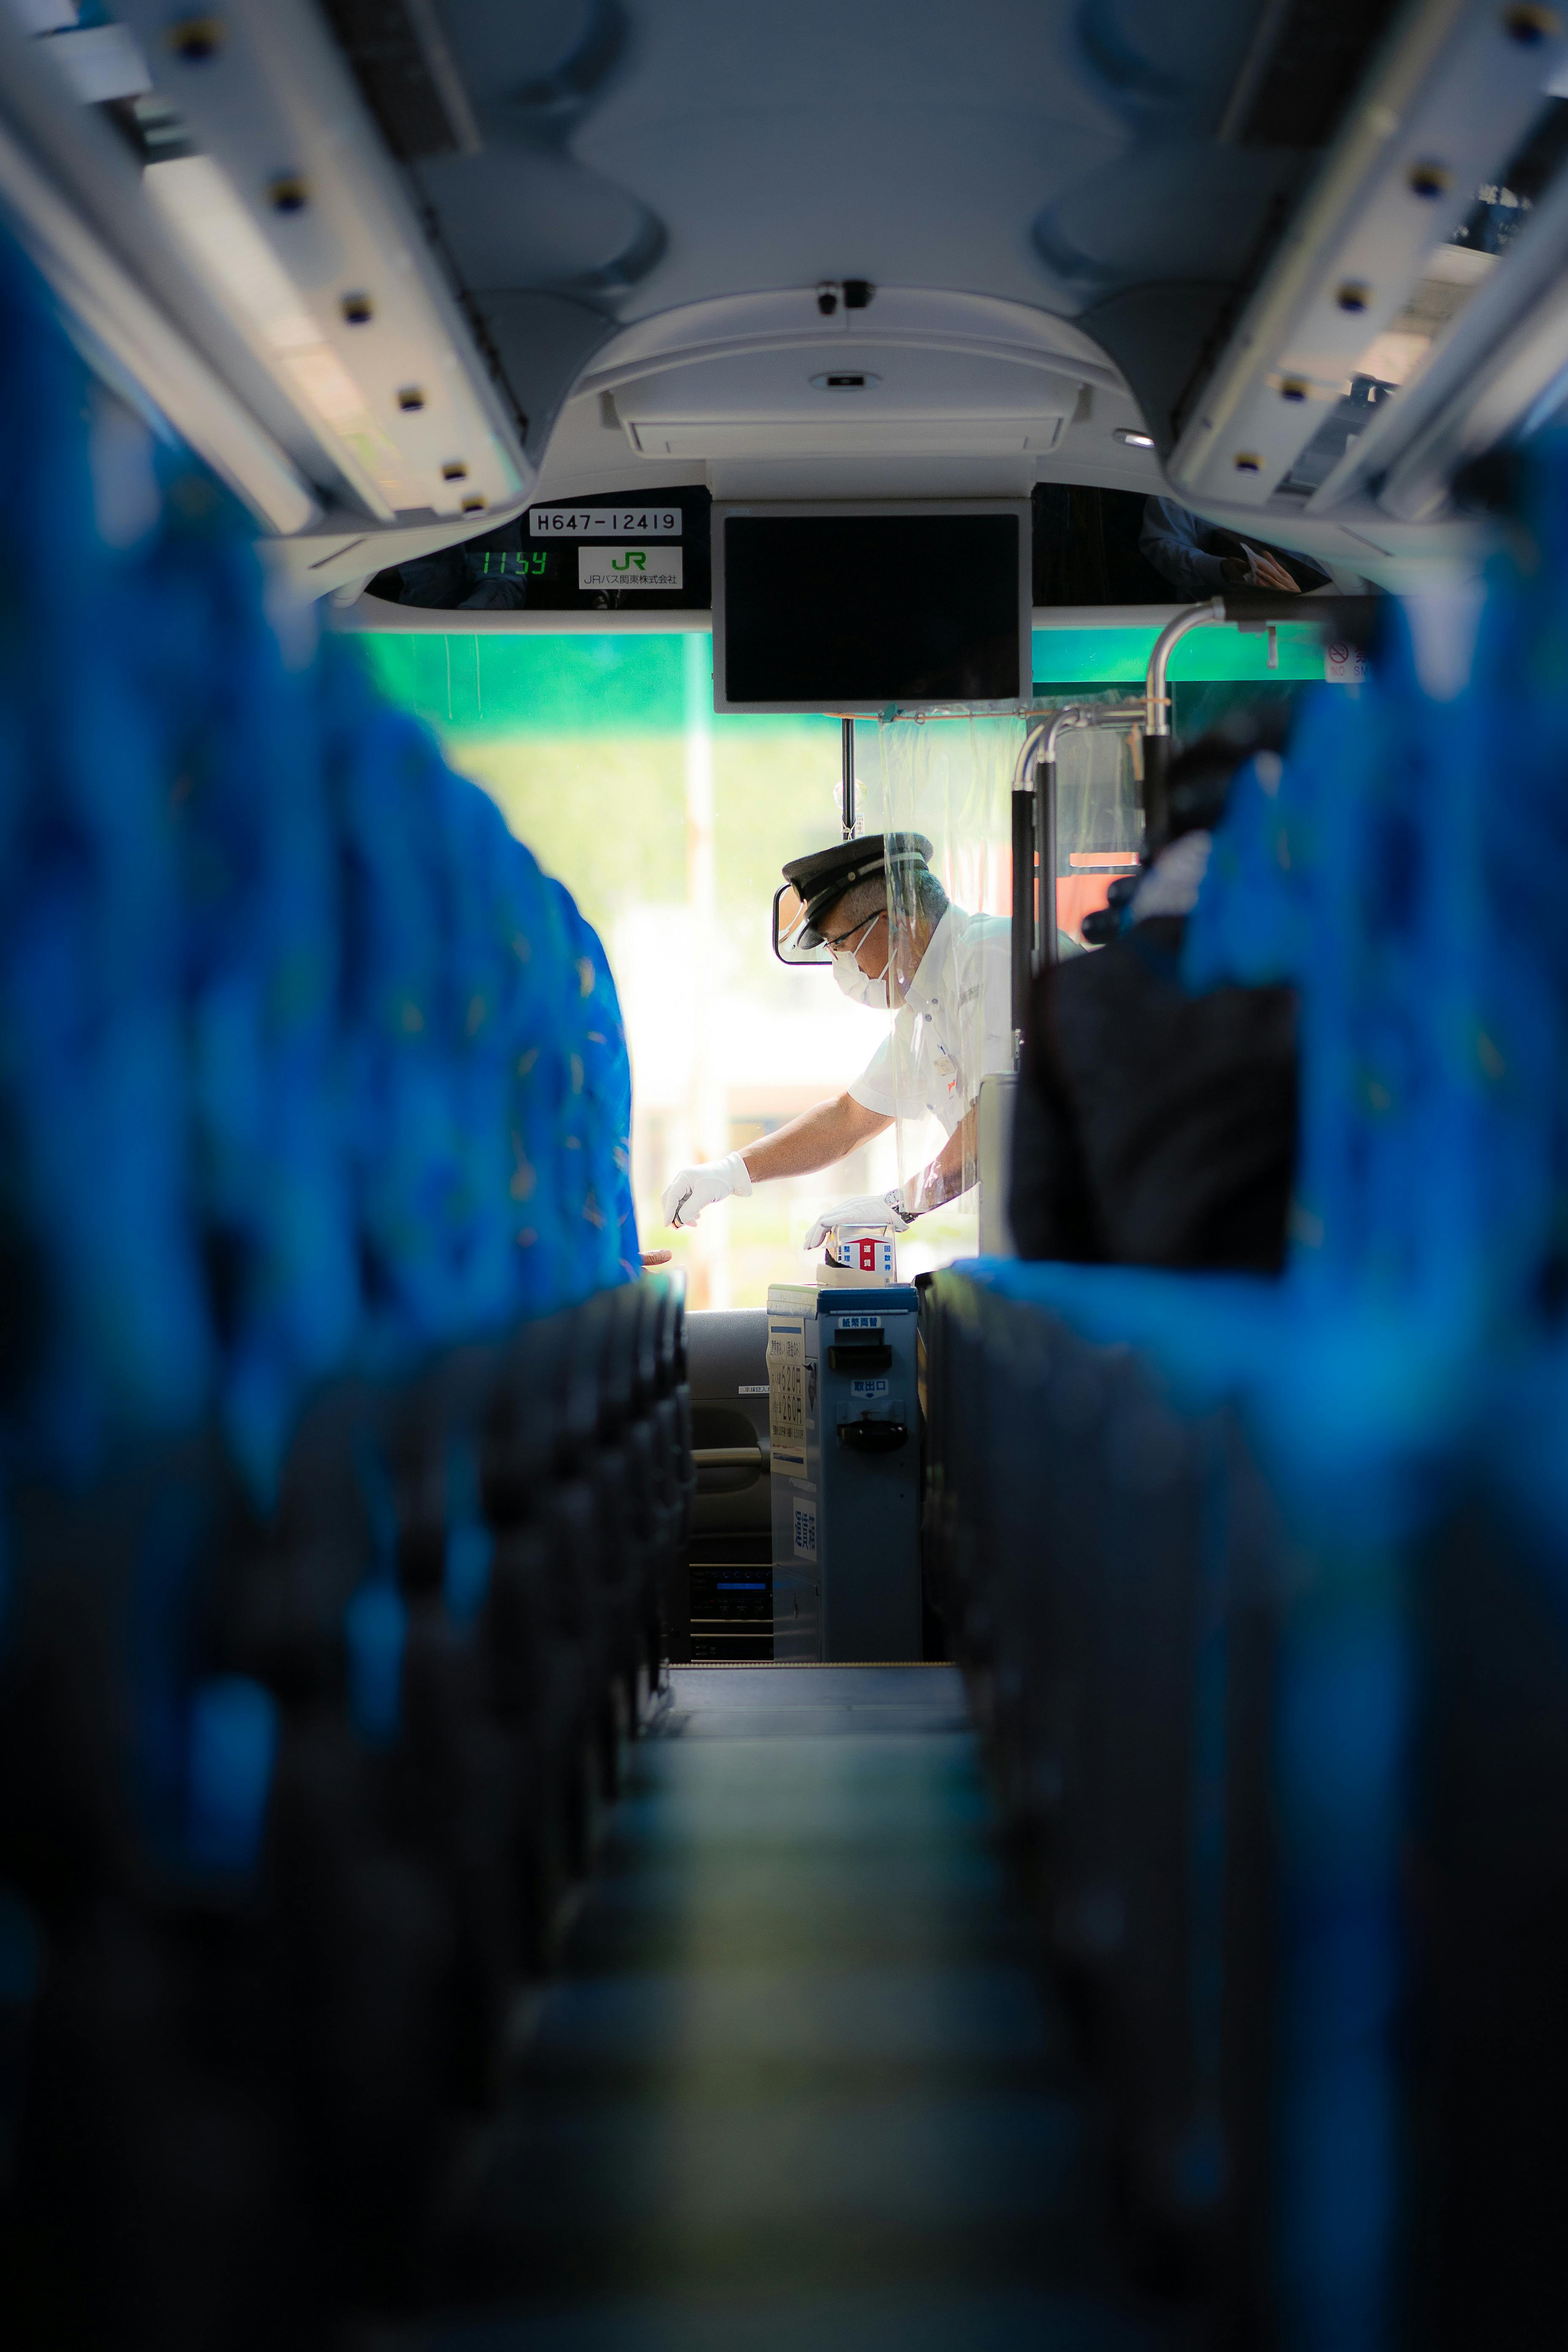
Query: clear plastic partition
1050,704,1145,955
862,713,1022,1273
862,701,1143,1275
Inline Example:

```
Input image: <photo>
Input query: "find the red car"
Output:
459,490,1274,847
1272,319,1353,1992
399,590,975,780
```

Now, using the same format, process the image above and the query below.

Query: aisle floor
420,1667,1189,2351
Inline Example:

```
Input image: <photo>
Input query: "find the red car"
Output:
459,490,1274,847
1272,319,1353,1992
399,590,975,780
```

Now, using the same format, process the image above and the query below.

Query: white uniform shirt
848,905,1014,1138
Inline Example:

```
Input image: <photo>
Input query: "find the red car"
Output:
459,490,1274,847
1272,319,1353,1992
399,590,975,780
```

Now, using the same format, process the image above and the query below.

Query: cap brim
797,843,933,945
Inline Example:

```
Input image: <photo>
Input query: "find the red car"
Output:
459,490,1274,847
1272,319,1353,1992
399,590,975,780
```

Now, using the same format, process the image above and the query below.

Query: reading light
1113,427,1155,448
1505,4,1562,40
1407,161,1453,200
166,16,225,64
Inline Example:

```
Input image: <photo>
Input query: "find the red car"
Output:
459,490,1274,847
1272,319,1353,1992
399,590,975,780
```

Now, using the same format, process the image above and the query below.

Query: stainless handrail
1145,594,1385,740
692,1444,767,1473
1140,591,1383,845
1144,597,1227,742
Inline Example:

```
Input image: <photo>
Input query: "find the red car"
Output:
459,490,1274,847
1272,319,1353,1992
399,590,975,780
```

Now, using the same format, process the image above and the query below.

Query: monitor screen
713,503,1030,712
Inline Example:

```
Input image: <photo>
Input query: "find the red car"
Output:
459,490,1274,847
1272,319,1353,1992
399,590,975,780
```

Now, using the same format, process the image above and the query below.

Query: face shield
865,716,1017,1268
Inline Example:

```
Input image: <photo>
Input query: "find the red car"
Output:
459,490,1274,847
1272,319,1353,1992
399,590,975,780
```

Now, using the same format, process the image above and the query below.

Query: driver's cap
782,833,934,948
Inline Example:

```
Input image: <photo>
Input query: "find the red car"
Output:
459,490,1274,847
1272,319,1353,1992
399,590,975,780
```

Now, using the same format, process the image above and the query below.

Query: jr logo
611,549,647,571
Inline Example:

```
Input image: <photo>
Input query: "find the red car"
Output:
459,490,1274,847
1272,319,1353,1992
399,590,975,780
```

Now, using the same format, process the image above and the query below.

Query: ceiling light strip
114,0,526,525
0,110,317,533
141,152,405,522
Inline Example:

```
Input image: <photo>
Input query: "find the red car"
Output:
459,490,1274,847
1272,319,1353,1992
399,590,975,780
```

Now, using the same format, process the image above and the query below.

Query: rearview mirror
773,882,832,967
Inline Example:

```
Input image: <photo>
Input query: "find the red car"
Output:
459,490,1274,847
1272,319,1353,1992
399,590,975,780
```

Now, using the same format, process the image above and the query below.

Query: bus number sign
531,508,682,537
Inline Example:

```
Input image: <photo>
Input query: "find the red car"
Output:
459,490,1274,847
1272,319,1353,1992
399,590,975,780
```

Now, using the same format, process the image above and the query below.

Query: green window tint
361,632,695,735
361,622,1333,737
1031,622,1329,685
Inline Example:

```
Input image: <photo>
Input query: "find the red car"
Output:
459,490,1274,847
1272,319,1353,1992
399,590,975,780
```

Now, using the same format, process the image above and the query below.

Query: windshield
362,629,899,1309
366,626,1334,1302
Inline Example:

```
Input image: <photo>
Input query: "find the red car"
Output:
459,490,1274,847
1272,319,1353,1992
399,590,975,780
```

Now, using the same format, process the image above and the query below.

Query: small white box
820,1230,898,1284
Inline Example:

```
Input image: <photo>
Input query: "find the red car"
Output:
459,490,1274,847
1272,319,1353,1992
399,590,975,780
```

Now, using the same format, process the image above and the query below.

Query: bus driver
660,834,1012,1244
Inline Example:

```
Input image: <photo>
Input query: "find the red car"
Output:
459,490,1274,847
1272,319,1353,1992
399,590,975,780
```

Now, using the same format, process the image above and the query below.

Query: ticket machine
765,1282,922,1661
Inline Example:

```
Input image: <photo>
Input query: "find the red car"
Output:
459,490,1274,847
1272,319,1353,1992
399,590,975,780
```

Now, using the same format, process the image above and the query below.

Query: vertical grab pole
1037,707,1080,969
841,717,856,840
1036,752,1057,968
1010,783,1035,1052
1009,718,1048,1051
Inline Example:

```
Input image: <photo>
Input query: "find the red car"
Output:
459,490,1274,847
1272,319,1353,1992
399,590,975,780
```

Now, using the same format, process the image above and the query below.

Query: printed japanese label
533,507,682,536
577,545,684,592
791,1485,818,1562
849,1377,890,1400
766,1320,807,1461
1324,639,1368,685
836,1313,883,1330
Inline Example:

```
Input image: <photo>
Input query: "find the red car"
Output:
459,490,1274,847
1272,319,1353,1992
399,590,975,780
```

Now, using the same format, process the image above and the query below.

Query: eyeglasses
820,912,882,954
771,889,884,969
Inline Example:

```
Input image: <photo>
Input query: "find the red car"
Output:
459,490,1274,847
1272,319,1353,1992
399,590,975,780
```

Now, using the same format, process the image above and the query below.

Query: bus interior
1,3,1566,2347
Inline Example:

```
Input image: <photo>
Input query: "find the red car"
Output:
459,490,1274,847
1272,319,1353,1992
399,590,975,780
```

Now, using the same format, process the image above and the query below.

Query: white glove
661,1150,753,1229
804,1191,912,1251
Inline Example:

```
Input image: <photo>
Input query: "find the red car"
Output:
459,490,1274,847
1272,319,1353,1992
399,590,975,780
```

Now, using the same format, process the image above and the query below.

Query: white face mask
832,946,889,1010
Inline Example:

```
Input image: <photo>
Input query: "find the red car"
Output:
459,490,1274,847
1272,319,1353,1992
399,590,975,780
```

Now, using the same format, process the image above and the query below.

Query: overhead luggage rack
0,0,531,593
1166,0,1568,558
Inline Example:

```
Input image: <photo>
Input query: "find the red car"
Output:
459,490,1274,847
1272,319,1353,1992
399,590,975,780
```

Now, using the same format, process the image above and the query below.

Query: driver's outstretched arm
742,1090,892,1181
661,1093,893,1229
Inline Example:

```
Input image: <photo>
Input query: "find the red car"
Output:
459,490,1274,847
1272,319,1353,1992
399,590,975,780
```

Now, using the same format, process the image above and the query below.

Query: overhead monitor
712,501,1031,713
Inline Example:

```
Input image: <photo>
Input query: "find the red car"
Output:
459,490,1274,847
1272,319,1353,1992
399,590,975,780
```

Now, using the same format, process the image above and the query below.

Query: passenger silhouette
1010,722,1298,1271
